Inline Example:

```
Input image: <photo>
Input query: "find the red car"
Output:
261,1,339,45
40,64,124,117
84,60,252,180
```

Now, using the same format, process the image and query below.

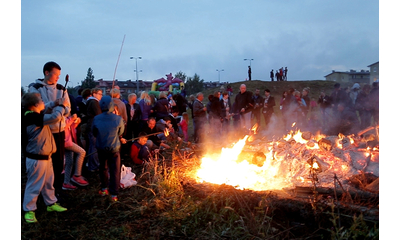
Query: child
130,132,151,165
21,93,68,223
179,112,189,142
92,96,126,202
62,113,88,190
310,98,317,112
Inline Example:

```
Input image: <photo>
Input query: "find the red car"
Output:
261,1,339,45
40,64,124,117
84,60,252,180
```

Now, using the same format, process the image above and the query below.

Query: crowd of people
21,61,379,223
270,67,288,81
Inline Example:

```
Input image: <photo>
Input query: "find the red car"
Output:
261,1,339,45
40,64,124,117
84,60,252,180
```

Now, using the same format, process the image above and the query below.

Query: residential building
95,79,153,98
324,61,379,84
367,61,379,84
324,69,370,84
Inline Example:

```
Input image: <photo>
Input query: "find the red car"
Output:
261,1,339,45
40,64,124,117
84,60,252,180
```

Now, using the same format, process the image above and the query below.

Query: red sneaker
99,189,109,196
71,175,89,186
62,183,77,190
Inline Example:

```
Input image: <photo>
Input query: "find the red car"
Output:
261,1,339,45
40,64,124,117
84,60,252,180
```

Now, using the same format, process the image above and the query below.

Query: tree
67,86,78,97
185,73,204,96
81,67,97,89
175,71,187,83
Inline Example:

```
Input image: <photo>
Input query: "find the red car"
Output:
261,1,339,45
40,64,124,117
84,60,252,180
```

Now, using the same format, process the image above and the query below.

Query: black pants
52,131,65,191
98,150,121,196
253,109,261,125
263,112,273,128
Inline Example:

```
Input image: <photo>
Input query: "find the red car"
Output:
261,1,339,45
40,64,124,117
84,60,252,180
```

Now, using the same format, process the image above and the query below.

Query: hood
351,83,360,90
99,96,115,113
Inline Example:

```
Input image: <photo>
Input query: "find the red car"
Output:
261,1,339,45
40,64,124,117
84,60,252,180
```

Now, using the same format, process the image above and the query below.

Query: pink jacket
64,116,79,148
180,119,188,132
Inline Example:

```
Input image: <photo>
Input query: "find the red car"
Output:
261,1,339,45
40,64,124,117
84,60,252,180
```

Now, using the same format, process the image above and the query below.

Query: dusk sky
20,0,379,89
4,1,400,236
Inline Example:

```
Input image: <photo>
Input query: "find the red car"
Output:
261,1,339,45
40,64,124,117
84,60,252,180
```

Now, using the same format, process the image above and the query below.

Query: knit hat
99,95,114,113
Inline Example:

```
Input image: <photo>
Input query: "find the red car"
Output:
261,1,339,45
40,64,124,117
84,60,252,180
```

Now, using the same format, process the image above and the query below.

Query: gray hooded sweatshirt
29,79,71,133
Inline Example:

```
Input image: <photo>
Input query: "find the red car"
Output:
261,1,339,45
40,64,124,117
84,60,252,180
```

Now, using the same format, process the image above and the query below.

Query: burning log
301,131,312,141
364,178,379,193
357,125,379,137
307,155,330,172
318,138,333,151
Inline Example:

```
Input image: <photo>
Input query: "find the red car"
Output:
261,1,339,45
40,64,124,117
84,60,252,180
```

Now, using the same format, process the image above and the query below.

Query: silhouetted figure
248,66,252,81
270,69,274,81
284,67,288,81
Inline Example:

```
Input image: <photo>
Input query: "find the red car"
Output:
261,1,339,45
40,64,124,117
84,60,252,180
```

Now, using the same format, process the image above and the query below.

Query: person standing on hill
275,70,280,81
284,67,288,81
248,66,252,81
270,69,274,81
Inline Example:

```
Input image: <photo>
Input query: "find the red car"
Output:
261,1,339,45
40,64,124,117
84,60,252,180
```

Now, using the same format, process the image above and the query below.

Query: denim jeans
87,131,99,171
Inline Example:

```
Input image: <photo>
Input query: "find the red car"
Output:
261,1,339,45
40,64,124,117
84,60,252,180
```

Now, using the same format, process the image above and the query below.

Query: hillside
201,79,355,102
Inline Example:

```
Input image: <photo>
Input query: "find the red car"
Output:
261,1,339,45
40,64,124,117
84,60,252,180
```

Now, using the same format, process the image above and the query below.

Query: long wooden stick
84,131,164,158
111,34,126,90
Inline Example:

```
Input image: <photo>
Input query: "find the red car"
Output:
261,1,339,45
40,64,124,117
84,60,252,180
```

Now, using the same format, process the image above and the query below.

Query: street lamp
130,56,142,93
216,69,224,83
244,58,254,67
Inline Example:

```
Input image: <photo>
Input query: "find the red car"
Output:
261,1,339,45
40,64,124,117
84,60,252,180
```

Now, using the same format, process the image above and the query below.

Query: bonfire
190,123,379,194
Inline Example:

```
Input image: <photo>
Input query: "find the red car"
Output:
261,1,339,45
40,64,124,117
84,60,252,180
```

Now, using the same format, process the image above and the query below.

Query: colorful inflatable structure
151,73,184,93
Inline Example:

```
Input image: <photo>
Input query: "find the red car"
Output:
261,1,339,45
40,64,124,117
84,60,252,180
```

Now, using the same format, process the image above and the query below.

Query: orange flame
193,129,372,191
251,123,259,134
312,162,319,169
164,128,170,137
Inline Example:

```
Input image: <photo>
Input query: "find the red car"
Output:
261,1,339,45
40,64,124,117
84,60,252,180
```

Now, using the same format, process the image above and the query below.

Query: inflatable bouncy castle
151,73,184,93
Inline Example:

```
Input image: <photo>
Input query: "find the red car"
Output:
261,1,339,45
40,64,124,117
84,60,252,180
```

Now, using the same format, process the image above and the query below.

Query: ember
193,127,379,192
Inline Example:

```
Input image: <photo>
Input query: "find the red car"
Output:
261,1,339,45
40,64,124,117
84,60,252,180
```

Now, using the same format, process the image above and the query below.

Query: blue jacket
92,96,125,153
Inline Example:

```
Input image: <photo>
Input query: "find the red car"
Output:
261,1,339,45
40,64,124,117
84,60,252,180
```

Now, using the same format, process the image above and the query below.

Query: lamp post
130,56,142,93
244,58,253,68
216,69,224,83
